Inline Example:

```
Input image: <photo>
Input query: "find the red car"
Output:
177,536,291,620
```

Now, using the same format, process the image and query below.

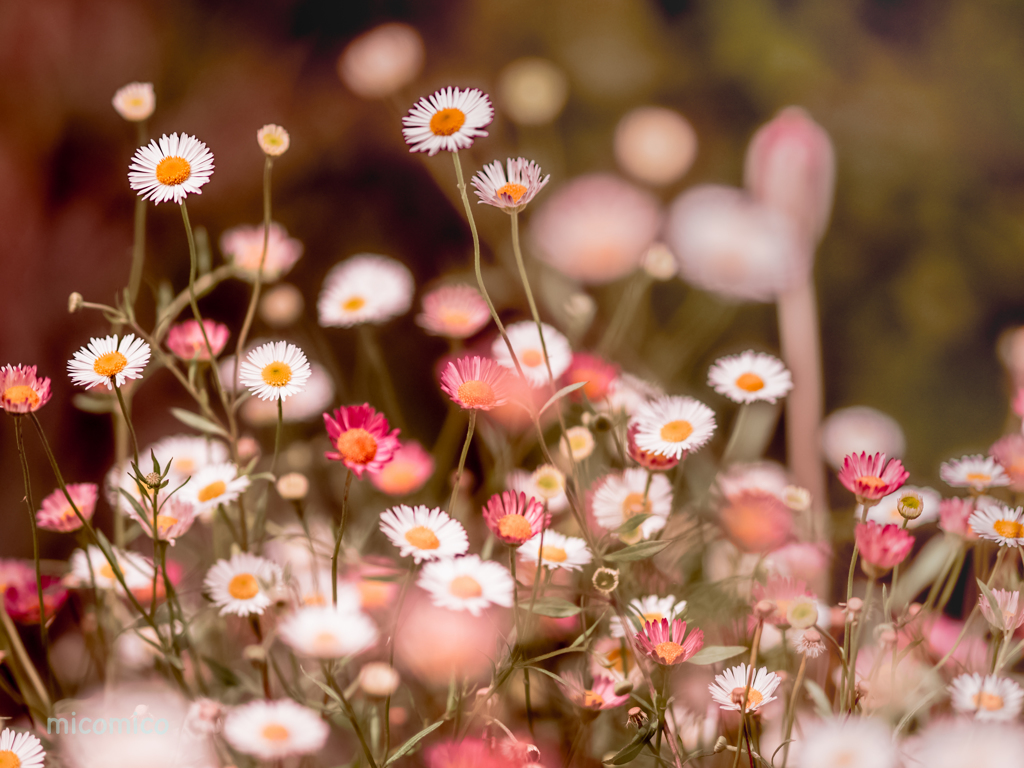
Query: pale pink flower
370,440,434,496
0,364,52,414
36,484,97,532
338,23,424,99
979,588,1024,633
939,496,977,539
165,319,229,361
220,222,303,282
416,284,490,339
440,356,511,411
855,521,913,570
615,106,698,186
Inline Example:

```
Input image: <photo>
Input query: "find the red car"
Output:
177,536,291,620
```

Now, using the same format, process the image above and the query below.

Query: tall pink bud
744,107,836,248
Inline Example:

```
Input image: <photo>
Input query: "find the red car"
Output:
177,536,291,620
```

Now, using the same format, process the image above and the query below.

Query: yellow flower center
449,575,483,598
99,563,116,580
343,296,366,312
621,492,651,519
93,350,128,377
497,182,528,203
336,428,378,464
429,108,466,136
569,434,589,452
155,515,178,535
735,372,765,392
966,472,992,484
994,519,1023,539
641,612,664,624
359,580,390,609
660,420,693,443
654,640,684,664
312,631,339,653
174,457,195,474
535,473,563,494
743,689,764,710
304,592,327,606
404,526,440,550
155,156,192,186
3,385,40,408
228,573,259,600
439,308,472,330
261,723,290,742
856,475,888,493
457,379,496,408
540,545,568,563
522,349,544,367
582,690,605,708
498,514,533,541
973,691,1005,711
0,750,20,768
198,480,227,503
261,361,292,387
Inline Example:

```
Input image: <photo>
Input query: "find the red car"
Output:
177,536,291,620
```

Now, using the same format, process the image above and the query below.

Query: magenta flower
482,490,548,546
854,521,914,570
440,356,511,411
635,617,704,666
323,404,400,478
838,452,909,502
0,364,52,414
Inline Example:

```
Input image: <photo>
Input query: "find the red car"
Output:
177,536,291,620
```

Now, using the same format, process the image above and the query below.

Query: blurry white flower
820,406,905,470
318,254,414,327
260,283,305,327
615,106,697,186
221,222,303,283
112,82,155,122
223,699,328,760
338,23,424,99
497,57,569,125
491,321,573,388
256,124,290,156
278,606,379,659
794,717,897,768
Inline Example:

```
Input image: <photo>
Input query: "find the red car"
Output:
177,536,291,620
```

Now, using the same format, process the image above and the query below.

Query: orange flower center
261,361,292,387
198,480,227,503
582,690,605,708
540,545,568,563
497,182,528,203
261,723,290,742
457,379,496,408
966,472,992,484
174,457,195,474
336,428,378,464
429,108,466,136
973,691,1004,711
855,475,888,493
155,156,192,186
343,296,366,312
641,612,664,624
994,519,1023,539
498,514,533,541
732,688,764,710
0,750,20,768
439,308,472,330
654,640,684,664
312,631,339,653
3,385,40,407
93,351,128,377
621,492,651,519
521,349,544,367
449,575,482,598
228,573,259,600
359,579,391,609
660,420,693,443
155,514,178,535
99,563,116,580
404,525,440,550
735,372,765,392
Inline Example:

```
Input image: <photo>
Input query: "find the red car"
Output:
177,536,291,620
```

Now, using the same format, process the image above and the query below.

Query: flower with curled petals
323,404,400,477
440,356,510,411
978,589,1024,633
0,365,51,414
471,157,550,212
837,452,909,503
402,87,494,156
635,617,704,666
483,490,547,546
854,521,913,570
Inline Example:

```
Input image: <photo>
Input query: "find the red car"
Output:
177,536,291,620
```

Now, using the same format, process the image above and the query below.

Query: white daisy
0,727,45,768
519,530,592,571
291,569,363,611
125,496,198,544
866,485,941,529
238,341,312,402
471,157,550,212
707,350,793,404
223,699,328,761
591,468,673,542
610,594,687,638
970,500,1024,547
560,426,595,460
182,463,250,517
112,81,155,122
67,545,155,592
491,320,573,388
418,555,514,616
708,664,780,712
128,132,215,204
278,605,379,658
950,673,1024,721
630,395,717,459
204,552,282,617
146,434,230,486
508,469,568,513
379,505,469,563
531,464,566,501
317,254,414,327
941,455,1011,492
795,717,898,768
68,333,151,390
233,359,334,425
401,86,494,155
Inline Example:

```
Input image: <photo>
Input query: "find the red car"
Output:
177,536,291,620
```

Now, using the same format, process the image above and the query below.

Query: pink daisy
939,497,977,539
837,451,909,503
165,319,230,361
563,352,619,404
440,356,511,411
1,365,52,414
635,617,704,665
36,483,97,532
560,672,631,710
370,440,435,496
482,490,548,546
220,222,304,282
5,574,68,625
323,404,400,478
416,284,490,339
751,575,814,627
979,588,1024,633
855,521,914,570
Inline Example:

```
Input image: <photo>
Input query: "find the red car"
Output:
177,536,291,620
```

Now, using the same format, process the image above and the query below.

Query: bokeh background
4,0,1024,560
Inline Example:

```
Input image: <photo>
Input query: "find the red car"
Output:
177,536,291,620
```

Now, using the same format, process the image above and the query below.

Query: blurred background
4,0,1024,561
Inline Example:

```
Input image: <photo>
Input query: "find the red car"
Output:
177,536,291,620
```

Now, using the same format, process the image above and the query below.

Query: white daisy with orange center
36,483,97,533
204,552,282,617
67,333,151,390
379,505,469,563
708,664,781,713
223,699,328,761
278,605,379,659
491,320,573,388
591,468,673,543
519,530,592,571
707,350,793,404
183,462,251,518
950,673,1023,721
239,341,312,401
440,355,511,411
416,284,491,339
0,727,45,768
67,545,154,593
128,132,214,204
112,81,155,122
941,454,1011,493
630,394,716,460
417,555,514,616
317,254,414,327
401,86,494,155
471,157,550,212
970,500,1024,547
125,496,197,545
610,594,686,638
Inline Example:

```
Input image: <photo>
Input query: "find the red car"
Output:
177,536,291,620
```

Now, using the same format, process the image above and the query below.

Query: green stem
271,398,283,477
113,382,140,470
331,471,354,606
598,269,652,356
721,404,752,466
325,662,379,768
359,325,405,431
447,411,476,517
780,654,807,768
510,210,555,384
383,558,416,761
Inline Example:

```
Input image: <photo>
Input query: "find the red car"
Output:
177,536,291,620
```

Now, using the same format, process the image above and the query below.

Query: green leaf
539,381,587,416
72,393,114,414
686,645,747,666
384,720,445,767
170,407,229,439
528,597,581,618
607,723,656,765
803,679,832,718
615,514,652,535
203,656,242,687
604,539,671,563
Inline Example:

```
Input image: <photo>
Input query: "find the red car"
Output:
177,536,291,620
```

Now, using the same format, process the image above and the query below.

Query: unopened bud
613,679,634,697
68,292,84,313
782,485,811,512
714,736,729,753
243,645,266,663
641,242,677,281
754,599,777,620
525,745,541,762
845,597,863,616
144,472,162,489
358,662,400,697
592,414,613,433
898,491,924,521
276,472,309,501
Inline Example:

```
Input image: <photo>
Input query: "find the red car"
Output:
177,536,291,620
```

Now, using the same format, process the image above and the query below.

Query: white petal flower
379,505,469,563
401,87,494,155
204,552,282,617
950,673,1024,721
491,320,573,388
418,555,513,616
128,133,214,204
68,333,151,390
518,530,592,571
278,606,379,659
630,395,716,459
318,254,414,327
707,350,793,404
223,699,328,760
239,341,312,401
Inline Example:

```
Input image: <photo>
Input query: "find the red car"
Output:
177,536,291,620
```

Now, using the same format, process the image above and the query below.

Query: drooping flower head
635,617,704,665
318,254,414,328
978,589,1024,633
68,334,151,390
707,350,793,404
440,356,511,411
709,664,781,712
416,284,491,339
519,530,592,571
471,157,550,212
129,133,214,204
257,124,290,156
560,672,631,710
379,505,469,563
0,365,51,414
278,606,379,659
166,319,230,361
482,490,547,546
941,454,1011,493
223,699,328,761
204,552,283,617
491,320,573,388
112,82,155,122
970,500,1024,547
417,555,514,616
221,222,303,282
36,483,97,532
370,440,435,496
854,521,914,571
949,673,1024,721
563,352,619,403
629,394,716,460
323,404,400,477
402,87,494,155
837,452,909,503
238,341,312,402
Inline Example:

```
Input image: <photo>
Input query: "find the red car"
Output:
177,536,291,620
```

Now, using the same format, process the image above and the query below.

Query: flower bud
785,596,819,630
714,736,729,753
897,491,924,521
257,124,290,156
614,679,634,696
641,242,678,281
276,472,309,501
358,662,400,697
627,706,648,728
844,597,863,619
754,599,777,620
592,567,619,595
782,485,811,512
68,292,84,313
